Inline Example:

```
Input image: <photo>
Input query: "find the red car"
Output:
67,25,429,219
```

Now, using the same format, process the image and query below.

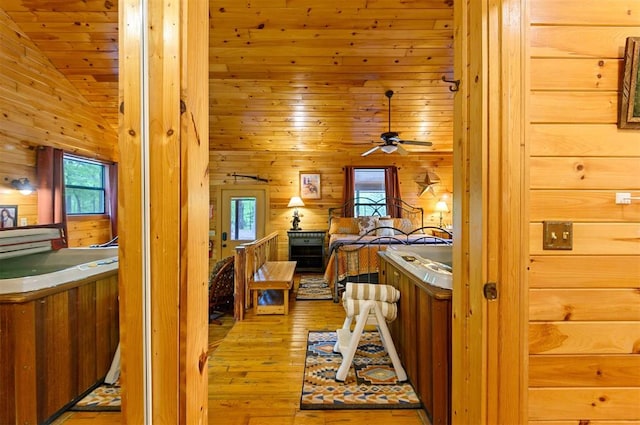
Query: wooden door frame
118,0,209,423
452,0,528,423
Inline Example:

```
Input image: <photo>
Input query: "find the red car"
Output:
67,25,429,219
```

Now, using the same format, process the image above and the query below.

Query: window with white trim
63,155,107,215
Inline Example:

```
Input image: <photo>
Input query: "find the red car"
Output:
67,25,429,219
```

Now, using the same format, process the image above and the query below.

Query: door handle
222,232,227,241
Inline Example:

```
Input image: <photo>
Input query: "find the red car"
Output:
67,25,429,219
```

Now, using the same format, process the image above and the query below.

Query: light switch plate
543,221,573,250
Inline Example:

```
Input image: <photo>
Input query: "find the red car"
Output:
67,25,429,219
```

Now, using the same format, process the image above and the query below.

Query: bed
323,197,452,301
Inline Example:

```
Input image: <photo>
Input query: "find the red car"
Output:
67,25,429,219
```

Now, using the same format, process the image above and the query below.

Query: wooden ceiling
4,0,454,155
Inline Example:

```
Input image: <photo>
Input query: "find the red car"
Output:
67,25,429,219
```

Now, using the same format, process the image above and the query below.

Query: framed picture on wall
300,172,321,200
0,205,18,228
618,36,640,129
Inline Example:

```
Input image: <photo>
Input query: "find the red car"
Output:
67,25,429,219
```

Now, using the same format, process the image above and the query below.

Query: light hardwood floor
53,278,429,425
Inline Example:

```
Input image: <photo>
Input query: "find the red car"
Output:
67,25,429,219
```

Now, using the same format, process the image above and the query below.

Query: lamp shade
287,196,305,208
435,200,449,213
380,144,398,154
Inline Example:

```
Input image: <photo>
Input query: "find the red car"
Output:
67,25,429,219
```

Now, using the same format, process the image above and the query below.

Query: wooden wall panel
0,8,118,244
66,216,113,247
530,58,622,91
530,0,640,26
530,223,640,255
528,3,640,423
529,322,639,355
529,388,640,421
530,289,640,321
531,190,640,222
0,9,118,160
529,256,640,289
209,151,453,262
530,124,640,157
529,355,640,387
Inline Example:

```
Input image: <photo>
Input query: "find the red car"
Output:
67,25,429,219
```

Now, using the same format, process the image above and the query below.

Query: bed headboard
328,197,423,227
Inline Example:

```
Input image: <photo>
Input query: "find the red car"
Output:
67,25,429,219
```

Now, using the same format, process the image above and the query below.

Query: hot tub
0,225,120,425
385,245,452,290
0,247,118,294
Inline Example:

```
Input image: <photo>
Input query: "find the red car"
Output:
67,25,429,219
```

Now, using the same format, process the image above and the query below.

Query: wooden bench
249,261,297,315
235,232,297,320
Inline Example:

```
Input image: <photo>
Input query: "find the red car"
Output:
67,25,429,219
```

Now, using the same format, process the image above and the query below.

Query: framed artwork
300,172,321,200
618,37,640,129
0,205,18,228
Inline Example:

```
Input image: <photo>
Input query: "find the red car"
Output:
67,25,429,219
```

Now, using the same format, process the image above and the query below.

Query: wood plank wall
528,2,640,422
0,8,118,246
208,151,453,262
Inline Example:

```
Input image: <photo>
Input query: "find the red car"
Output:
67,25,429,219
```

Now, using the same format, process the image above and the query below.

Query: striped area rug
296,275,333,300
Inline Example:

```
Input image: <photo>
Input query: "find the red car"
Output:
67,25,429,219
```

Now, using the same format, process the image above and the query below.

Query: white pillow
376,219,395,236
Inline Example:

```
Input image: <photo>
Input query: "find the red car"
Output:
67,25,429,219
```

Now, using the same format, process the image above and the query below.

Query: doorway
216,186,269,259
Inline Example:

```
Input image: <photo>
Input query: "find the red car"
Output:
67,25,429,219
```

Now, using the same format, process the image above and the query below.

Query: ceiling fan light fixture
380,144,397,154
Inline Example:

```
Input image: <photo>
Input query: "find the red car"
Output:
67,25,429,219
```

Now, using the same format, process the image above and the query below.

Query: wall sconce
8,177,34,195
287,196,305,230
434,200,449,228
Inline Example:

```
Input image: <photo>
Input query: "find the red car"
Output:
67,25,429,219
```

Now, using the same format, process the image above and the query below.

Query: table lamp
288,196,305,230
435,200,449,228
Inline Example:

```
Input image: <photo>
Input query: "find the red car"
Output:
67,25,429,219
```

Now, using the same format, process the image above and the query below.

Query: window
63,155,107,214
353,168,387,216
230,197,256,240
343,166,400,217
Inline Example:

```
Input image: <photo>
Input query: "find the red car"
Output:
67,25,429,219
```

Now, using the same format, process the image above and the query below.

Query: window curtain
36,146,66,225
342,165,401,217
342,166,355,217
107,163,118,237
385,166,402,217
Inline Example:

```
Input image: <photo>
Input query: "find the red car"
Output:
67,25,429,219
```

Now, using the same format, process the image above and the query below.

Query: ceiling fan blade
361,145,381,157
399,140,433,146
397,144,408,155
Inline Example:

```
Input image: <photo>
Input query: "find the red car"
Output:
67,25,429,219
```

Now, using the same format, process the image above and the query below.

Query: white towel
343,282,400,303
342,297,397,322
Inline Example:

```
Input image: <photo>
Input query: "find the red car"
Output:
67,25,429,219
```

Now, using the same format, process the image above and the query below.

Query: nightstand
287,230,326,272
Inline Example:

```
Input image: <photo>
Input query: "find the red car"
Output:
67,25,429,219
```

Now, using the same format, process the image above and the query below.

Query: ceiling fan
361,90,433,156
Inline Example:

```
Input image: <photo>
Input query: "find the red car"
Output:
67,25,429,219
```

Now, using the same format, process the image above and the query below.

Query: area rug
296,275,332,300
70,380,121,411
71,317,233,412
300,330,422,410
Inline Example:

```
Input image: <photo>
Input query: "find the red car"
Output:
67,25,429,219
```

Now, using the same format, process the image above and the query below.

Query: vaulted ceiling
4,0,454,155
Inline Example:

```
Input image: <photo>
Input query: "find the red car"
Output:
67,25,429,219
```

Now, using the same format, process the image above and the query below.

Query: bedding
324,232,448,295
324,197,452,301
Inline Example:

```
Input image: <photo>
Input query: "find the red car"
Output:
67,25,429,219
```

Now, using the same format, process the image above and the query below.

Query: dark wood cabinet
287,230,326,272
379,253,452,425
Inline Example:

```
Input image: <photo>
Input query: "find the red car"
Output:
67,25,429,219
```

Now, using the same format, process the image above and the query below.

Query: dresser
287,230,326,272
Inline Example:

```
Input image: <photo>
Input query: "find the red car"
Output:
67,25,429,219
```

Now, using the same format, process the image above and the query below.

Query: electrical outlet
543,221,573,250
616,193,631,205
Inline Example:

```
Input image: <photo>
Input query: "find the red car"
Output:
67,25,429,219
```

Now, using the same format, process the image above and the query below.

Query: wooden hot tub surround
379,251,452,425
0,225,119,424
0,271,119,425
